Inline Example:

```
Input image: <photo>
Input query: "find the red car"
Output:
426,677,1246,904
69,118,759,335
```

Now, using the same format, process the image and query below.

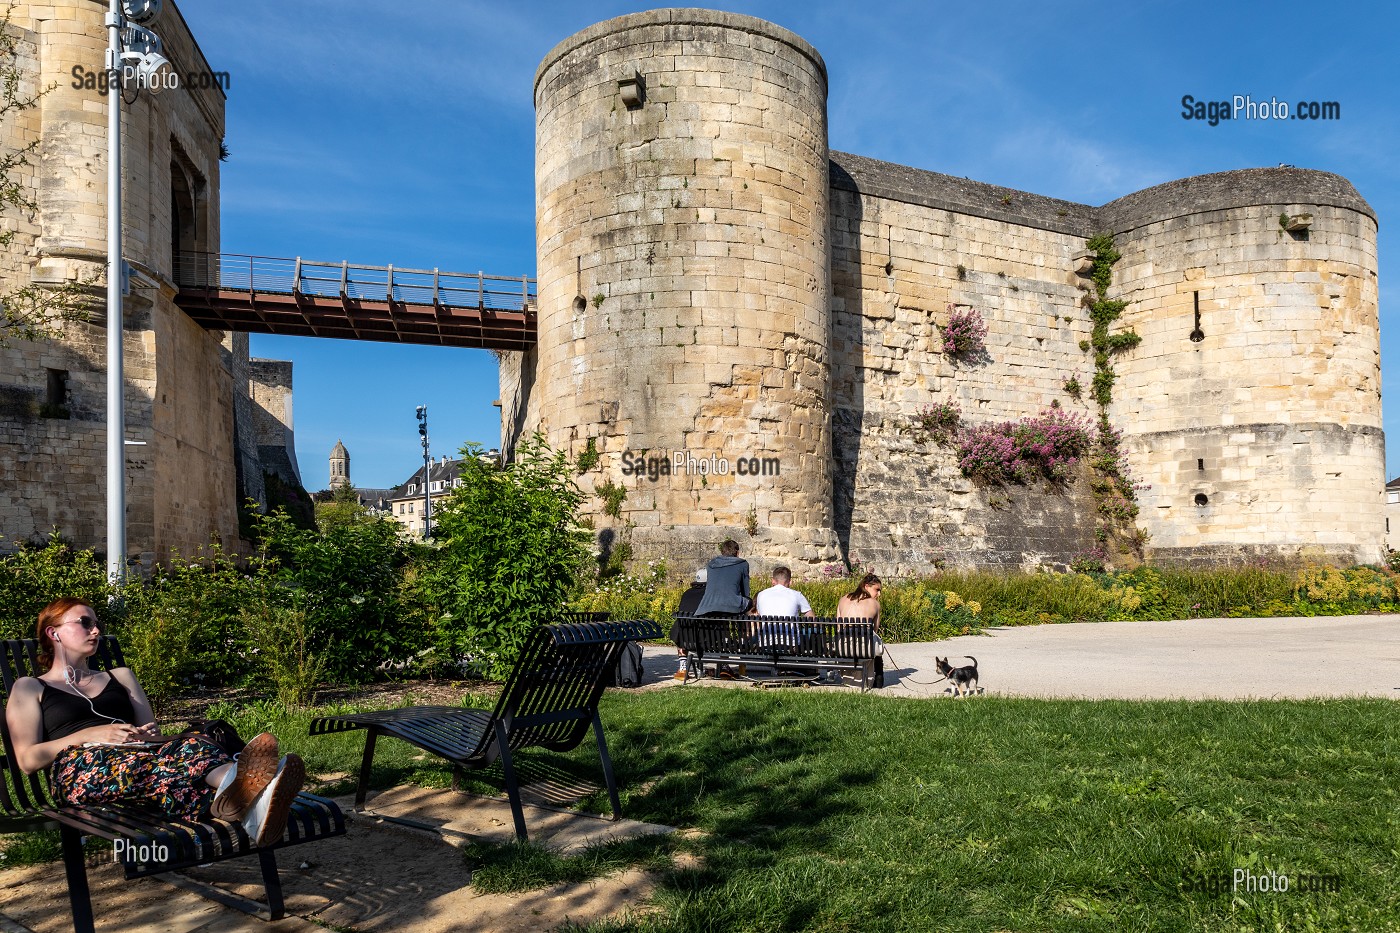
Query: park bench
308,617,661,841
0,637,346,933
671,614,883,691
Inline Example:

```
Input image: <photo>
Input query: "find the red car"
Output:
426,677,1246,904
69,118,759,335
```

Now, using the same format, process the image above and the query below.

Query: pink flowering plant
956,408,1094,485
941,304,988,357
916,401,961,444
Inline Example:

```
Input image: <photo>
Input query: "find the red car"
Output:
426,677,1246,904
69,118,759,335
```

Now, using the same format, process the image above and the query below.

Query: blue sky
178,1,1400,490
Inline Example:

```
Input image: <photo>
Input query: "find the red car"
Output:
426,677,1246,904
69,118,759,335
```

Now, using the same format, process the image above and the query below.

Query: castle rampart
506,9,1385,575
532,9,841,567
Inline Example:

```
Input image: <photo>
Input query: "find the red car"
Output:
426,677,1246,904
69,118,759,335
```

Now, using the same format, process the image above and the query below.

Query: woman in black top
4,597,305,847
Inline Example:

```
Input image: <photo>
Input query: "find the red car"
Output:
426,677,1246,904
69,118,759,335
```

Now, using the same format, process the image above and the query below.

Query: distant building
317,441,395,514
329,440,351,489
387,450,499,537
388,455,463,537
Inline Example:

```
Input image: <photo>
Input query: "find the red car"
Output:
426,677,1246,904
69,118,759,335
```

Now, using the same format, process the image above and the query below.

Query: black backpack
613,641,644,687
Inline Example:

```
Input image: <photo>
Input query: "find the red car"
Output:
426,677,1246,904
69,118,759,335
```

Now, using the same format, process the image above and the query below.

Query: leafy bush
0,534,113,640
252,508,419,683
571,561,679,623
1070,548,1107,574
428,434,591,680
115,544,258,692
240,602,326,707
915,401,961,444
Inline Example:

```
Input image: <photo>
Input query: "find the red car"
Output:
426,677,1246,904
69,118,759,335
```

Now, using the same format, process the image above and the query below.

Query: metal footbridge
173,252,537,349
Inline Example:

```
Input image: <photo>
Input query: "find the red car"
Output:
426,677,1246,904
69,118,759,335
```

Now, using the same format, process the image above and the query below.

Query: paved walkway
639,614,1400,699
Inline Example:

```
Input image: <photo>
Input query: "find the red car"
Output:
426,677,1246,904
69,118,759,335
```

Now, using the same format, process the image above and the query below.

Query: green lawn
213,689,1400,933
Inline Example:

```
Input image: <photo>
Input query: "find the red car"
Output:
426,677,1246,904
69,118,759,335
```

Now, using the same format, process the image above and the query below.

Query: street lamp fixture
416,406,432,539
118,24,174,92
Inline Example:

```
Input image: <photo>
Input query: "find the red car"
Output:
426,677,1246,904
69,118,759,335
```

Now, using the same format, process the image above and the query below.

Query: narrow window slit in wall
42,369,69,419
1197,458,1204,471
1190,291,1205,342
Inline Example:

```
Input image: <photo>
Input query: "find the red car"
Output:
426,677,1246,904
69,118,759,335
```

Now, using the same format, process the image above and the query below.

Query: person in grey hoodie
694,539,751,616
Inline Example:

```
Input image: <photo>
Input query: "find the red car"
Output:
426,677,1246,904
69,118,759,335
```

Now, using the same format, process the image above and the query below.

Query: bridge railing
174,252,535,311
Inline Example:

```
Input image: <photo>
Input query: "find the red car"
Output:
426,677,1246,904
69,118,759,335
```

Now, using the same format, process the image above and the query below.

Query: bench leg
60,825,95,933
494,721,529,842
258,847,286,920
355,730,379,809
591,710,623,822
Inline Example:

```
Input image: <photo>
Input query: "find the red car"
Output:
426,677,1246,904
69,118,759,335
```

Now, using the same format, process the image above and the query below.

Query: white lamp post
104,0,171,584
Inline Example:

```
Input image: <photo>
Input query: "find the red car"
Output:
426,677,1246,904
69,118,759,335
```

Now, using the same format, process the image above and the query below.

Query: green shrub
571,561,678,622
240,602,326,707
252,508,418,683
428,434,591,680
114,544,258,692
0,534,112,640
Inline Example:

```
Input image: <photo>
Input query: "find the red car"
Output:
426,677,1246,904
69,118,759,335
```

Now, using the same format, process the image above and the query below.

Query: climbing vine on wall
1083,234,1146,558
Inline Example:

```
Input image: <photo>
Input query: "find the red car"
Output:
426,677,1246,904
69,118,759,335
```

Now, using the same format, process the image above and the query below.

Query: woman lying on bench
4,597,305,846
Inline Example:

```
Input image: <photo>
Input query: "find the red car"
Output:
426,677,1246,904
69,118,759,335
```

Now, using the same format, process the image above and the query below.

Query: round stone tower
1104,168,1384,565
533,9,839,567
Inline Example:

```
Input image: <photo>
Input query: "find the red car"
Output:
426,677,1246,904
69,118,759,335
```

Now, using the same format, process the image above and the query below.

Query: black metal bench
308,617,661,841
0,637,345,932
671,614,883,690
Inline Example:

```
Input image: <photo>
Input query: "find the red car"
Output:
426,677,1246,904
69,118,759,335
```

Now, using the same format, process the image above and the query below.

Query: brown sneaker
673,670,687,681
210,732,279,821
243,754,306,847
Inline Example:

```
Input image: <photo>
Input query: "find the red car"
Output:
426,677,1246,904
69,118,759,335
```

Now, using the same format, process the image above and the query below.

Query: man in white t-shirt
754,566,813,648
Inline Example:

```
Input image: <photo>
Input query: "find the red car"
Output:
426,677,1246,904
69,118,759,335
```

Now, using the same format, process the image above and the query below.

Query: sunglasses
68,616,100,631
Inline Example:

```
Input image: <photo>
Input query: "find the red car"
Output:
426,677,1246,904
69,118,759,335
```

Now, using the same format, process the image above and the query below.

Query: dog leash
882,645,950,687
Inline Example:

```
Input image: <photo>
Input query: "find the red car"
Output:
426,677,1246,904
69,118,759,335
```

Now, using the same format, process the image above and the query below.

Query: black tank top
39,677,137,742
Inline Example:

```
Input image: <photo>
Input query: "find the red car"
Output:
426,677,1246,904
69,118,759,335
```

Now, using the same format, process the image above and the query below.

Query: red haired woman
4,597,304,846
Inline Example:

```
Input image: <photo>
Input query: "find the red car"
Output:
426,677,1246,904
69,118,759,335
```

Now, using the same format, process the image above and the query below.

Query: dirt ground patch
0,787,673,933
162,678,491,722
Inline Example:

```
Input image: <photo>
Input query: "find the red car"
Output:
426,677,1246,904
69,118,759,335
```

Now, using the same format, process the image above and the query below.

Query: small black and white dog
935,656,979,697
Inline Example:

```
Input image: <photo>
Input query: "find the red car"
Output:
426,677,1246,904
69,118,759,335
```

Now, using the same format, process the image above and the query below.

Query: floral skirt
49,735,233,822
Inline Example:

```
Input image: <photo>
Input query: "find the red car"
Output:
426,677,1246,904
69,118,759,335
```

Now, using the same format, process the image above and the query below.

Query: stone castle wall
532,9,840,569
1104,172,1383,565
828,154,1099,572
511,9,1385,576
0,1,266,566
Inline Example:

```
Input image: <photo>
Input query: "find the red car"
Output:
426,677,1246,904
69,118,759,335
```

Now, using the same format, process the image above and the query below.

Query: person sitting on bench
692,540,752,678
4,597,305,846
753,566,814,650
836,573,886,688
